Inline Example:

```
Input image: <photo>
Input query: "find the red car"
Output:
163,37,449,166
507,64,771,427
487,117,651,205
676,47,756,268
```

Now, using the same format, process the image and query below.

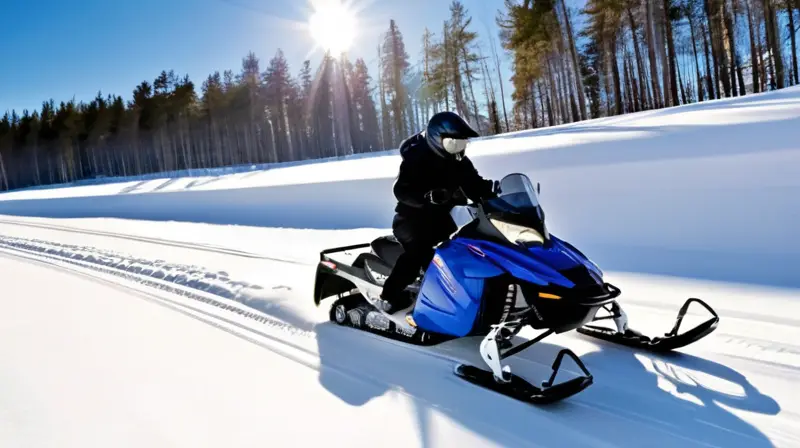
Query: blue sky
0,0,519,115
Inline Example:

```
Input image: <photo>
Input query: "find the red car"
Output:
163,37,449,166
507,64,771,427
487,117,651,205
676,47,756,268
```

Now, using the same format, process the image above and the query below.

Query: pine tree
381,20,411,146
313,52,335,157
351,58,381,151
264,49,291,160
448,1,482,131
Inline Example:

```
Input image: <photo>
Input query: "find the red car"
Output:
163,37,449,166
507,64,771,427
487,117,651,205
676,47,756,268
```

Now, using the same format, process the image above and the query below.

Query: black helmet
425,111,479,160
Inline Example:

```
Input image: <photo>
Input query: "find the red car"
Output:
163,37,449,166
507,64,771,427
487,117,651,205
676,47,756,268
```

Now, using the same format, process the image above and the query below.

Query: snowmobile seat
370,236,404,268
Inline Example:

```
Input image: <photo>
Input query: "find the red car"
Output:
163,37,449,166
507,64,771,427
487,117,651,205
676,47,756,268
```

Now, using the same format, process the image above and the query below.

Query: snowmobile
313,173,719,404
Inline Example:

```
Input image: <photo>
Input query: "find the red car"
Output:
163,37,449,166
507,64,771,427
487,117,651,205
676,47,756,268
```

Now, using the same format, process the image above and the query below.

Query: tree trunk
677,55,688,104
631,49,642,111
442,23,451,111
788,0,799,85
546,58,565,124
754,8,767,91
603,50,613,116
460,46,482,133
610,32,624,115
656,1,672,106
561,46,580,122
723,0,740,96
627,6,652,109
561,0,587,120
663,0,681,105
540,81,554,126
0,152,8,190
701,20,716,99
713,0,732,96
646,1,664,108
763,0,785,88
529,83,538,129
489,33,510,131
623,53,634,112
745,0,761,93
687,9,705,101
480,59,493,133
705,0,723,96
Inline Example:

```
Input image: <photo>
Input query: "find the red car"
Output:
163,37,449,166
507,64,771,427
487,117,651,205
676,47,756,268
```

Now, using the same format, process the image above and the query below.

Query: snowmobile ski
454,353,592,405
577,298,719,352
453,323,593,405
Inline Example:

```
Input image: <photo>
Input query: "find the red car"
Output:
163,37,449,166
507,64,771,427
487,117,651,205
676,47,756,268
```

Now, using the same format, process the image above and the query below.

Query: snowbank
12,148,398,193
1,87,798,287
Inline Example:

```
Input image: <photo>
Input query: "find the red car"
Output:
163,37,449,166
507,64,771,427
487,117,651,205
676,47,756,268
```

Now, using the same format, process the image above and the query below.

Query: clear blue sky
0,0,521,115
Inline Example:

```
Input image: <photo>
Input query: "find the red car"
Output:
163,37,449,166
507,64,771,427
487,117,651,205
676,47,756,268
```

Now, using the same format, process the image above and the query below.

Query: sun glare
309,0,357,55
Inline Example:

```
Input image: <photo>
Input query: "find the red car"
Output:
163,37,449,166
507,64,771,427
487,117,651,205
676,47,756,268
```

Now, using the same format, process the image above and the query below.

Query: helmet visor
442,137,468,155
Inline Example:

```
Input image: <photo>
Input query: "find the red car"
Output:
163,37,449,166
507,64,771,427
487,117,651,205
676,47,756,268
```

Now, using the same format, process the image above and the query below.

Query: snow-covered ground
0,87,799,447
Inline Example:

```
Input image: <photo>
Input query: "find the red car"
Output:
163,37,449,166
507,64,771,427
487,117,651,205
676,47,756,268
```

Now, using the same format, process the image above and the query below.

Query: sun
309,0,357,55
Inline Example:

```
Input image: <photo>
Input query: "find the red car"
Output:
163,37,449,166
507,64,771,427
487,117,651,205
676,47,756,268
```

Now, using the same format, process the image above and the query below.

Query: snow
0,87,799,447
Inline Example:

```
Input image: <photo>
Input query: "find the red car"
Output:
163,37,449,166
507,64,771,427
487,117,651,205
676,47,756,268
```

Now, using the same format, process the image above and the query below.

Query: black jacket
392,132,495,218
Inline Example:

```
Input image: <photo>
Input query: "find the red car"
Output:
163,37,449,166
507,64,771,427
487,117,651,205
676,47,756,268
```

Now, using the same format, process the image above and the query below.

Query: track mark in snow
0,234,314,337
0,218,307,265
712,334,800,370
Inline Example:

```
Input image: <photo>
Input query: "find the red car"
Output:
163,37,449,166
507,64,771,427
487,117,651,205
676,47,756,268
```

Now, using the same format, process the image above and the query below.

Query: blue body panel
411,235,603,337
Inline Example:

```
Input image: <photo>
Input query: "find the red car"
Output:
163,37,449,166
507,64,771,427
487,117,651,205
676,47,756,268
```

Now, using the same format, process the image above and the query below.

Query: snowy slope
0,87,798,447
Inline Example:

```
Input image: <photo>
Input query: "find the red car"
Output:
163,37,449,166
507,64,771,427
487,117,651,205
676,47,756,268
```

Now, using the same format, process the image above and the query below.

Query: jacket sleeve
392,158,428,209
458,157,495,202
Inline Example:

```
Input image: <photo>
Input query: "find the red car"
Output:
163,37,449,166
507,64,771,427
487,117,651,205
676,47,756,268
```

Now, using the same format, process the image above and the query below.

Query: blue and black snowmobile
313,173,719,404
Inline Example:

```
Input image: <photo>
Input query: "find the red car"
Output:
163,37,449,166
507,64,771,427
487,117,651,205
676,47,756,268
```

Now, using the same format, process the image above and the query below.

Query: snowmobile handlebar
425,180,501,207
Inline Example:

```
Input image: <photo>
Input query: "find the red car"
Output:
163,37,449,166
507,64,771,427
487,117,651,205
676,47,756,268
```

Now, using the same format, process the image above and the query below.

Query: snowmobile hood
531,237,603,278
455,237,603,290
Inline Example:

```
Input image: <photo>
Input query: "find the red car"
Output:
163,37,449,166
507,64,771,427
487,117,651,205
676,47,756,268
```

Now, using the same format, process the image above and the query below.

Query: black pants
381,213,457,301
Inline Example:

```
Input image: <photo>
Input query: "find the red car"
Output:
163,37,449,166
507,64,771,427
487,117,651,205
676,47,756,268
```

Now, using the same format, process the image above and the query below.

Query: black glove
476,180,500,202
450,187,468,206
424,188,452,206
492,180,502,195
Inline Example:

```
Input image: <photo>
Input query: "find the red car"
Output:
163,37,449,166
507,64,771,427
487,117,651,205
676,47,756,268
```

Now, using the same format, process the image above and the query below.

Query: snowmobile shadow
572,345,780,447
313,324,780,447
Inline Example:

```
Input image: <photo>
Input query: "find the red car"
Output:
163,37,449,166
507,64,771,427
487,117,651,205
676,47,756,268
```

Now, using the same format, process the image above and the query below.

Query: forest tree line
1,0,798,191
498,0,800,126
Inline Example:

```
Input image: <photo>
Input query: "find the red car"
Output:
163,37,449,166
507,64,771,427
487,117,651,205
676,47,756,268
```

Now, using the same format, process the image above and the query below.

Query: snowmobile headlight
490,219,545,245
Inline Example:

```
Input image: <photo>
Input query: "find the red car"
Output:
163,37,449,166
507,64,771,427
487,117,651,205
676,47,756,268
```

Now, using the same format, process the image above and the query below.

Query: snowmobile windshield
491,174,541,211
483,173,549,245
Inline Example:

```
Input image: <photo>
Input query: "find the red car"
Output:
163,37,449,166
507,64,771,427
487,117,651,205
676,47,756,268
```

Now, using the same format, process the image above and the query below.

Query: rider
379,111,497,314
